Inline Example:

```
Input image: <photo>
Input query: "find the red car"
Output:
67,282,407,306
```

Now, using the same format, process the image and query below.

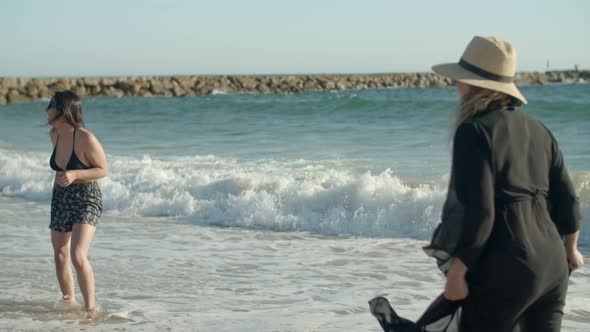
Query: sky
0,0,588,77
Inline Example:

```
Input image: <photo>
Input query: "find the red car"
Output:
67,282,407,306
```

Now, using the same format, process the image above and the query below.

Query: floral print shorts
49,181,102,232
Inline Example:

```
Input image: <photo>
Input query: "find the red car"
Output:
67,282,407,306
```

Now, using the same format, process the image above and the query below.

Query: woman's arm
548,135,581,236
451,123,495,270
564,231,584,271
55,130,108,187
444,122,495,300
49,128,58,145
547,133,583,272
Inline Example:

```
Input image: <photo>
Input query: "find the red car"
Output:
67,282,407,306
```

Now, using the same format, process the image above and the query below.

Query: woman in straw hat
426,36,583,331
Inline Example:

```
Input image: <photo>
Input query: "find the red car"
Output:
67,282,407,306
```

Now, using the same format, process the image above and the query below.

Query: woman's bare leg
51,230,74,302
70,224,96,314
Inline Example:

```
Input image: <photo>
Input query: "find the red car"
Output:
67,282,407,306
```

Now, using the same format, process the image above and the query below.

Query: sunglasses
46,99,62,112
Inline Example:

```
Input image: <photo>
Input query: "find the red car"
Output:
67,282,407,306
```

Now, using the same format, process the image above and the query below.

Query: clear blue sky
0,0,588,77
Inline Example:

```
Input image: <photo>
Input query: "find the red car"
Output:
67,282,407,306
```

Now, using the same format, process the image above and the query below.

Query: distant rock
0,71,588,105
6,89,32,103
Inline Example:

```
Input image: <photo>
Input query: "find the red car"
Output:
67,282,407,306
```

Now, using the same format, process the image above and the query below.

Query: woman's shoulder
458,118,488,134
76,127,100,146
531,116,558,143
455,119,492,149
471,107,503,125
469,107,514,135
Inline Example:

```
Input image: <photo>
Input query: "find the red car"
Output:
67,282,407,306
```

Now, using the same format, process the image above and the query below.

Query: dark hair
48,90,85,128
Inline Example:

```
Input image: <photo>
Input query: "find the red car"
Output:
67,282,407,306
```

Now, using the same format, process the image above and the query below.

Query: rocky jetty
0,70,588,105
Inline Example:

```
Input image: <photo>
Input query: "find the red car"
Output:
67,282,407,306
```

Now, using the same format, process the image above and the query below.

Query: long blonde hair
453,86,522,130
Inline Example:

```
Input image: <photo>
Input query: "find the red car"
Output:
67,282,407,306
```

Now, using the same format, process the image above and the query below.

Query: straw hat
432,36,527,104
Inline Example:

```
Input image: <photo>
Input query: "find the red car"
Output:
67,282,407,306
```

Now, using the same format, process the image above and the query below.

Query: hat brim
432,63,527,104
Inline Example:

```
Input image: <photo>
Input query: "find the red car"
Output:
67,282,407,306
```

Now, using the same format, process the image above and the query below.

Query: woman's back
465,107,575,283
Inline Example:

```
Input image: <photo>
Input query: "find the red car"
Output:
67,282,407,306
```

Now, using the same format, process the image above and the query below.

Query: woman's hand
564,231,584,273
444,272,469,301
444,257,469,301
566,248,584,272
55,171,77,187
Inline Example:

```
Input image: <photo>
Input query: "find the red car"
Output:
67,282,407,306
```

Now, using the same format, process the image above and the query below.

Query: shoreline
1,205,588,331
1,70,588,105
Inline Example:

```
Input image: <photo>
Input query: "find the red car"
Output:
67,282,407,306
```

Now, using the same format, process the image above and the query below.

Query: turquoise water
2,85,589,175
0,84,588,241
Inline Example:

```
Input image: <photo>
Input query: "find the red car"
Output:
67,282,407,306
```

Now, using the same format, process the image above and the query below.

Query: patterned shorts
50,181,102,232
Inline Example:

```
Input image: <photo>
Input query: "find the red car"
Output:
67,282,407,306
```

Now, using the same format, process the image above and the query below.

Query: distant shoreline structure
1,70,588,105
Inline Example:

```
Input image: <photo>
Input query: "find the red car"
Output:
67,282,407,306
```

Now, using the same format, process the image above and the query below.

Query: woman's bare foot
85,307,95,320
54,295,81,311
80,304,102,324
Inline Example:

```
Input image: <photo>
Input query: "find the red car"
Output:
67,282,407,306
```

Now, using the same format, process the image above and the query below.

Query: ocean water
0,85,589,331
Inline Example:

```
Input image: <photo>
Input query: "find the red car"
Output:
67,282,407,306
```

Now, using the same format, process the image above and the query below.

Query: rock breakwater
1,71,587,105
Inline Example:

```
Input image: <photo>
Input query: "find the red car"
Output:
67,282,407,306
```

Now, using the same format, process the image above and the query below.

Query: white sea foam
211,89,227,95
1,148,588,242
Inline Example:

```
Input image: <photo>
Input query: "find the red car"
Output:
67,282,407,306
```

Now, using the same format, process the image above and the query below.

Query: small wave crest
1,148,588,241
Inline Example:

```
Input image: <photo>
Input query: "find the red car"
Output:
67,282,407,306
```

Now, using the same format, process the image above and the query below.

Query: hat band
458,58,514,83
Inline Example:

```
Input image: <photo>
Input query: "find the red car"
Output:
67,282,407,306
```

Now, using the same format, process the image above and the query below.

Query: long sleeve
451,122,495,270
548,136,581,235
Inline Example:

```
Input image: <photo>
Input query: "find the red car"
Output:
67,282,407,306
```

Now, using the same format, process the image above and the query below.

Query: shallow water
1,85,589,330
0,197,589,331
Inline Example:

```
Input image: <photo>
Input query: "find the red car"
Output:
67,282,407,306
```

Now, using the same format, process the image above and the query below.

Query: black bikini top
50,128,90,171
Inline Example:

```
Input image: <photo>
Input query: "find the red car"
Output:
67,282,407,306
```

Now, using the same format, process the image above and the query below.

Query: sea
1,84,589,331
